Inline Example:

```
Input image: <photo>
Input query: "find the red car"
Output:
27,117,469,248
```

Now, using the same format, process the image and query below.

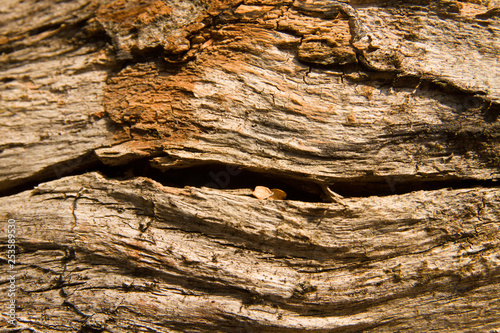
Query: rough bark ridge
1,0,499,332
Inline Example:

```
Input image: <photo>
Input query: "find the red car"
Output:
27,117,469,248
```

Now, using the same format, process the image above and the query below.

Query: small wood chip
253,186,287,200
268,188,287,200
321,184,348,207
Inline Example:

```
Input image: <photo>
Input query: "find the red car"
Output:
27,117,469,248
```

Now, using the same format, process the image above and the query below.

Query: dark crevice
0,153,319,201
1,152,500,201
328,176,500,198
109,160,324,202
0,151,103,198
87,156,498,200
96,157,500,200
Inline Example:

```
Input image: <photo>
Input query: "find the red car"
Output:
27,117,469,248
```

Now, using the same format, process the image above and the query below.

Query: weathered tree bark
1,0,499,332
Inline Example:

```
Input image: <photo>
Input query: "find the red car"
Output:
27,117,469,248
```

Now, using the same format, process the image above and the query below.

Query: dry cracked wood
1,172,499,332
1,0,500,332
0,0,115,193
0,0,499,193
99,0,500,185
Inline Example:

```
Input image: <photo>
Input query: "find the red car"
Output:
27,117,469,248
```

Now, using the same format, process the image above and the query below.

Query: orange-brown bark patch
97,0,172,29
104,62,200,143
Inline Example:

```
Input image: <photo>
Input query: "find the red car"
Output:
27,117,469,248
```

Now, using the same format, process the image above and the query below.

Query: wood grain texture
0,0,499,331
0,0,115,193
1,172,499,332
98,0,500,185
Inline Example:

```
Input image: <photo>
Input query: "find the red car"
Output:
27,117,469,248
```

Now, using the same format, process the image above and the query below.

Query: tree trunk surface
1,0,499,332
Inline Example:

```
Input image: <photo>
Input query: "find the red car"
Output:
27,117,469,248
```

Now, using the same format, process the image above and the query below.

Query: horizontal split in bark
2,153,499,204
1,0,500,331
2,0,500,194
